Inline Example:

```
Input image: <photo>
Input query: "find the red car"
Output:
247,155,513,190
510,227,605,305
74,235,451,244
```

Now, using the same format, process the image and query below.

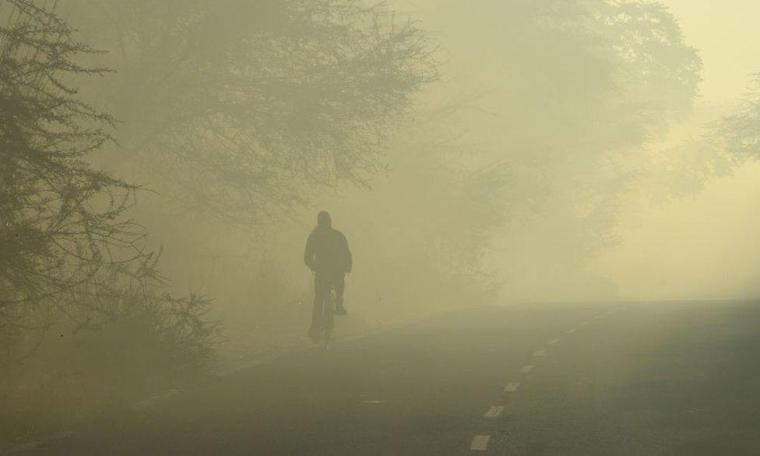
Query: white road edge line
484,405,505,419
470,435,491,451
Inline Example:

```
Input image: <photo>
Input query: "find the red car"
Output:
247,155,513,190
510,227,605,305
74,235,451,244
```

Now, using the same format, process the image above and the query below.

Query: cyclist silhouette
304,211,352,343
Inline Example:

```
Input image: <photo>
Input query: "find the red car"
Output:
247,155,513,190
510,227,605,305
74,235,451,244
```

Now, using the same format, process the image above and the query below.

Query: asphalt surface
10,301,760,455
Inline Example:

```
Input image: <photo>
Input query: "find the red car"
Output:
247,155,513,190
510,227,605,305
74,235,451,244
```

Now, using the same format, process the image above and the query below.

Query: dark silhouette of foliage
64,0,437,223
1,0,128,327
720,75,760,161
0,0,215,370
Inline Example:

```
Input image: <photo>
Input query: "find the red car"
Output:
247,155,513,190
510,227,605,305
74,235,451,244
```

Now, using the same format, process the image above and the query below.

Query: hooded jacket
304,226,352,275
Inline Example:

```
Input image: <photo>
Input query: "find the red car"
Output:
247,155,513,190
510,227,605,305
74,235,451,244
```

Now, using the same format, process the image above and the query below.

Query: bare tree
65,0,438,223
0,0,214,370
720,75,760,161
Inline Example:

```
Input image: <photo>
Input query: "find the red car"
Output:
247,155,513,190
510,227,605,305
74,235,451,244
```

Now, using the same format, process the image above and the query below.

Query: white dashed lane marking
484,405,505,419
471,311,615,452
503,382,520,393
470,435,491,451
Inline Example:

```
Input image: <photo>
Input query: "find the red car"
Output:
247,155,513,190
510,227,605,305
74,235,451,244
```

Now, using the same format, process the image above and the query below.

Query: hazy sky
664,0,760,103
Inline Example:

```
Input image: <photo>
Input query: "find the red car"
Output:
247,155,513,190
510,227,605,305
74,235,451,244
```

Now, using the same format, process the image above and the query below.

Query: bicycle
320,284,336,350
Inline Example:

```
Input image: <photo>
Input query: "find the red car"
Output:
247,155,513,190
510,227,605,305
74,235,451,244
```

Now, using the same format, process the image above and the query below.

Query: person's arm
343,234,352,274
304,233,315,271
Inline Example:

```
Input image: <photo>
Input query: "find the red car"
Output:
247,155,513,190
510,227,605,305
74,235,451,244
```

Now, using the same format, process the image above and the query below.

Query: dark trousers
310,272,345,336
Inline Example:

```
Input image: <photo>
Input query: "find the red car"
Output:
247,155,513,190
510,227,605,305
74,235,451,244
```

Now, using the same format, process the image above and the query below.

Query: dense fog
2,0,760,445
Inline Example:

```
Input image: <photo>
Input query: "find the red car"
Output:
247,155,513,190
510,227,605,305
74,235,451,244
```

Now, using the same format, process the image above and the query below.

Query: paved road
12,301,760,455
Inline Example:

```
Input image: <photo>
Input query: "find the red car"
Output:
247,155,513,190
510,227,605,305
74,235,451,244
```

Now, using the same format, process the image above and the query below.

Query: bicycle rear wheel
322,289,336,349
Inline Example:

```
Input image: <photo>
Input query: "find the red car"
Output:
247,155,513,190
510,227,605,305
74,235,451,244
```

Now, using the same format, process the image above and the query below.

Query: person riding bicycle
304,211,352,343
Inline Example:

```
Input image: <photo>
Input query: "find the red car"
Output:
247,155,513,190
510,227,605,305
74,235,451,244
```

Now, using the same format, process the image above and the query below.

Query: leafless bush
0,0,216,387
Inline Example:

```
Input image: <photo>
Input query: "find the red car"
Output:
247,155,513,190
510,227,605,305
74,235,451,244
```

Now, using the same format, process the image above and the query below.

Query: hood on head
317,211,332,229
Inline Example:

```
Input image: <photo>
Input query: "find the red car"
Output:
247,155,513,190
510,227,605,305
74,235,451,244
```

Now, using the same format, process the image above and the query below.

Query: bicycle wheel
322,288,336,349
